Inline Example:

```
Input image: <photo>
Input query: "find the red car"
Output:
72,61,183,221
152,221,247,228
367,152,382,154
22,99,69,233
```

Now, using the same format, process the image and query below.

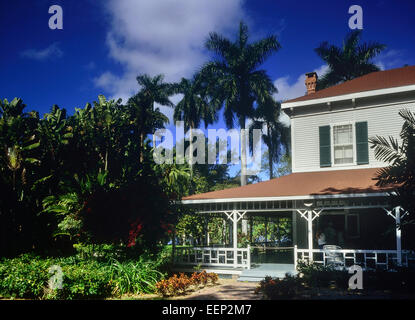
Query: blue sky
1,0,414,178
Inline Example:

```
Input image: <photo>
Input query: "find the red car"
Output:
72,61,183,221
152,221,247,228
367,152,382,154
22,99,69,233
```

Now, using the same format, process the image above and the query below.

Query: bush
108,258,164,295
297,261,349,289
364,268,415,293
255,275,303,299
0,254,52,299
50,260,113,299
0,254,167,299
155,271,218,297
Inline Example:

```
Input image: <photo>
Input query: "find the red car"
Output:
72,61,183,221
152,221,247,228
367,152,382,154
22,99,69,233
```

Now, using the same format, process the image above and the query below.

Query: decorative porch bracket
383,206,409,266
296,208,324,262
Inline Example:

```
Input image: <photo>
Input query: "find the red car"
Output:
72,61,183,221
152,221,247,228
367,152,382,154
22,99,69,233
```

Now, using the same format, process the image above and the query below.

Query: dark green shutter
356,121,369,165
319,125,331,167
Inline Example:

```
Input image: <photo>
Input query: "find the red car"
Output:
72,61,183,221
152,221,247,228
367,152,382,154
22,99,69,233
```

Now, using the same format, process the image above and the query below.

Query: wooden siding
291,99,415,173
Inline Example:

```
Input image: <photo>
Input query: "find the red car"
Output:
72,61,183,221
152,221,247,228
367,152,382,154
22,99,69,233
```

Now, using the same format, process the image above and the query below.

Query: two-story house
176,66,415,279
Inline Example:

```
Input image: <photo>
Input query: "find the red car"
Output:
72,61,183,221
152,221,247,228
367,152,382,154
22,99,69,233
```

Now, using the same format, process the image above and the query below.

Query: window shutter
355,121,369,165
319,125,331,167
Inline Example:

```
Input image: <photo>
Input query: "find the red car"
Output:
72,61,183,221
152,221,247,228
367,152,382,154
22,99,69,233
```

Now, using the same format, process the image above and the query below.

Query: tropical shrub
255,275,303,299
155,271,218,297
0,254,52,299
108,258,164,295
0,254,168,299
296,261,349,289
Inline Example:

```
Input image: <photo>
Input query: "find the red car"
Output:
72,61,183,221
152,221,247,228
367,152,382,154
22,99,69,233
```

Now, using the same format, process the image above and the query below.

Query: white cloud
274,65,329,126
274,64,328,102
95,0,245,103
374,49,410,70
20,42,63,61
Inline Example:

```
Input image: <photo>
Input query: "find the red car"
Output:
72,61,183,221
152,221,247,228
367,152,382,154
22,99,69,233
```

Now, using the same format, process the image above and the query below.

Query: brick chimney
305,72,318,95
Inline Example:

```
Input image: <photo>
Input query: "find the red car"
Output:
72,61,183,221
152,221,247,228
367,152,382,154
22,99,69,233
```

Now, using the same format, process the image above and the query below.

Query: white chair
323,245,345,269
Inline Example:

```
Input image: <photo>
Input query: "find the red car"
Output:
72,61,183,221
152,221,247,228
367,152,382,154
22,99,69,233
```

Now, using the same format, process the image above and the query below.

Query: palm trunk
139,132,144,163
240,117,247,186
104,149,108,172
189,126,194,178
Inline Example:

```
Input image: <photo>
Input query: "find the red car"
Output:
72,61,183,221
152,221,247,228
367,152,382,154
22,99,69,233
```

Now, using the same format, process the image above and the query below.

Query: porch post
395,206,402,266
384,206,409,266
297,205,323,263
233,210,238,250
249,216,253,243
307,210,313,261
233,211,238,268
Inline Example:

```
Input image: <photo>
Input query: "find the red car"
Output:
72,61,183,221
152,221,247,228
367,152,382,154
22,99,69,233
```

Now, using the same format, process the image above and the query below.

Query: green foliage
108,258,164,295
0,254,52,299
315,30,386,89
296,261,349,289
0,253,168,299
255,275,303,299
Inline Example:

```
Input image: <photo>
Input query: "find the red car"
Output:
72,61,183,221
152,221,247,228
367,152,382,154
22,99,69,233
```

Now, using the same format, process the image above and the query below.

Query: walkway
181,279,260,300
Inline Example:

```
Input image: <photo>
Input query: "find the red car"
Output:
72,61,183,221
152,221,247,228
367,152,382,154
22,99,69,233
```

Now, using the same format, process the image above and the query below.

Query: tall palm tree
250,97,290,180
131,74,174,163
200,21,281,185
315,30,386,90
173,77,216,178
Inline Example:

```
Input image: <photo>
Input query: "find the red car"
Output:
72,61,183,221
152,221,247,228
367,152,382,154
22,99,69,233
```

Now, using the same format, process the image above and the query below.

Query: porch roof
182,168,395,203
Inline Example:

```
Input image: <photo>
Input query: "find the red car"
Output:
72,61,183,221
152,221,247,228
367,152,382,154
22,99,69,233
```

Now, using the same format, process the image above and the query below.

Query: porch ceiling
182,168,395,203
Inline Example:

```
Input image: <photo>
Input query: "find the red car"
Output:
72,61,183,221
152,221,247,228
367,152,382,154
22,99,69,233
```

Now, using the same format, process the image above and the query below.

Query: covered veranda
174,168,413,277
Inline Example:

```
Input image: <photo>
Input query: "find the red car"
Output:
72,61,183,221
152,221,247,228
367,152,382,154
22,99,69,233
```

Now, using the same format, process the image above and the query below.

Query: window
333,124,354,164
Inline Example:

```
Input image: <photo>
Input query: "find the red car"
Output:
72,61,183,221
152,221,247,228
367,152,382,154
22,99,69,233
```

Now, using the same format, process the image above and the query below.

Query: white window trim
330,121,357,167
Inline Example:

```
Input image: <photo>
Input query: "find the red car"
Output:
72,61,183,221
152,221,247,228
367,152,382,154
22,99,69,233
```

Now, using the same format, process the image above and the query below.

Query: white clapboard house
176,66,415,280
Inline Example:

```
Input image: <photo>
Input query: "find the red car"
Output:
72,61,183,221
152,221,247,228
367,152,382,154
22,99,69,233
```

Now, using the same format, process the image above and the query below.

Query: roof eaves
281,84,415,109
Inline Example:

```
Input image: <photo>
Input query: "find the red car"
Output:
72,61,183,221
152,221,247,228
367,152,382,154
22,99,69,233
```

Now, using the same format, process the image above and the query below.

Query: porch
174,195,413,278
176,168,414,279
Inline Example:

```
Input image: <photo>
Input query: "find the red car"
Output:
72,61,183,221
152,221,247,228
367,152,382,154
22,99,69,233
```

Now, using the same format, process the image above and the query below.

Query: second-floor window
319,121,368,167
333,124,354,165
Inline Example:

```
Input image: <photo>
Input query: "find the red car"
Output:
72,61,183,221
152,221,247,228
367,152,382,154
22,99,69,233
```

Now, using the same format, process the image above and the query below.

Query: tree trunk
188,126,194,178
268,125,274,180
139,132,144,163
240,117,247,186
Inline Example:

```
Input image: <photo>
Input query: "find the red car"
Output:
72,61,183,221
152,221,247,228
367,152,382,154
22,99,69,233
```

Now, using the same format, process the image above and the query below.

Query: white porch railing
295,246,412,270
175,246,251,269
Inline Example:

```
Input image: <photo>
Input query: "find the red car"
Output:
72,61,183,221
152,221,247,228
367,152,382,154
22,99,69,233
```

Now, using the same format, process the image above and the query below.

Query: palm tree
173,77,216,178
250,97,290,179
369,109,415,214
315,30,386,90
200,21,281,185
131,74,174,163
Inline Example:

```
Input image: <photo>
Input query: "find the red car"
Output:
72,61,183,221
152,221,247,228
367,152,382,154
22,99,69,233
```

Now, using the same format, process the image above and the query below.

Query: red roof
182,168,394,201
285,65,415,104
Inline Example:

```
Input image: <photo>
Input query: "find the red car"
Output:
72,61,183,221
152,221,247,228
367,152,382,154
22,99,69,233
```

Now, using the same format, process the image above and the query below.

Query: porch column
204,217,209,246
233,211,238,250
384,206,409,266
307,210,313,258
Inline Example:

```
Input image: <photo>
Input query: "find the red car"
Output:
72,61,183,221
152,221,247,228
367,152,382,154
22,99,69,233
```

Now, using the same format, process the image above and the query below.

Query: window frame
330,121,357,167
